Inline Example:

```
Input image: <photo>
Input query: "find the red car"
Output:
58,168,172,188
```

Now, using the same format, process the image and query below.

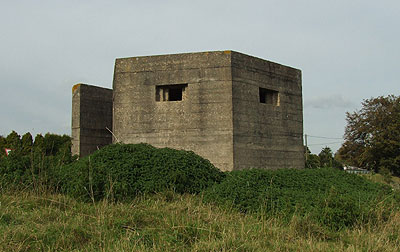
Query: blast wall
112,51,234,171
231,52,304,169
71,84,113,157
72,51,304,171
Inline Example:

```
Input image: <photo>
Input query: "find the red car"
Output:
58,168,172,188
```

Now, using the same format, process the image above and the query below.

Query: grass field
1,190,400,252
1,142,399,251
362,172,400,191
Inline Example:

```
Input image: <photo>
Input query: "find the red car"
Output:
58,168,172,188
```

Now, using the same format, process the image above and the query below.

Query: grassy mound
59,143,225,201
203,168,397,230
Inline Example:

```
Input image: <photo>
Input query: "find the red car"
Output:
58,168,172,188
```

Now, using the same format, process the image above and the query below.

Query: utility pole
305,134,308,162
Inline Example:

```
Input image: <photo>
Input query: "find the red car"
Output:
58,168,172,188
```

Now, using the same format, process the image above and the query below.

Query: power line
304,134,344,156
306,135,343,140
308,141,343,146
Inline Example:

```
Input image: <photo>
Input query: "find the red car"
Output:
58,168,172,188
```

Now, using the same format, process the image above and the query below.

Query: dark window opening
259,87,279,106
169,86,183,101
156,84,187,102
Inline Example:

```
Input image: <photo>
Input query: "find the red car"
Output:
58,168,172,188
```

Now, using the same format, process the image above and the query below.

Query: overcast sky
1,0,398,153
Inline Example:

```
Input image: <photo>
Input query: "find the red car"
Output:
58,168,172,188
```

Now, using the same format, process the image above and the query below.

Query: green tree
33,134,45,153
43,133,71,156
21,132,33,155
306,154,321,168
333,152,344,169
319,147,333,168
5,131,21,152
0,136,6,157
305,146,320,168
337,95,400,175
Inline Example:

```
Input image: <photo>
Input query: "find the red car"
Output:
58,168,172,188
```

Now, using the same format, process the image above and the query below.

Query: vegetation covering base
59,143,225,201
0,132,399,238
204,168,397,230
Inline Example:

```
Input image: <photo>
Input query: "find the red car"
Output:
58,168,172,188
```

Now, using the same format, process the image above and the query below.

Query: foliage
337,95,400,175
2,130,399,235
305,147,343,169
2,191,400,251
203,168,396,230
33,134,45,151
319,147,333,167
59,143,225,201
21,132,33,155
305,147,320,169
362,172,400,191
305,154,320,168
42,133,72,156
5,131,22,151
0,131,74,190
0,136,6,157
318,146,343,169
0,131,22,158
305,146,342,169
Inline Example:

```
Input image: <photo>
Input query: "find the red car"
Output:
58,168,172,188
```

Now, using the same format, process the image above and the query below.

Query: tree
21,132,33,155
43,133,71,156
0,136,6,157
306,154,320,169
337,95,400,175
319,147,333,168
305,146,320,168
5,131,21,151
33,134,45,153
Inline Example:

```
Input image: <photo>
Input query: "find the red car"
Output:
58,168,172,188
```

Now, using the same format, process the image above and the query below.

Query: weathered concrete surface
72,51,304,170
113,51,234,171
231,51,304,169
71,84,113,157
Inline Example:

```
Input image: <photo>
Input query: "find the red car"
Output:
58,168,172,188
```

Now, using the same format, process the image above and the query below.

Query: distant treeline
0,131,75,190
0,131,71,157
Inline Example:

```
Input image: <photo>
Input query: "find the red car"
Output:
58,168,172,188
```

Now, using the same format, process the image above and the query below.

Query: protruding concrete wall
113,51,234,171
72,51,304,170
71,84,113,157
231,52,304,169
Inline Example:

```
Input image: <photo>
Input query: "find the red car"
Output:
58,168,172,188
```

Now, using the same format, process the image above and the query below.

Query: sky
0,0,398,154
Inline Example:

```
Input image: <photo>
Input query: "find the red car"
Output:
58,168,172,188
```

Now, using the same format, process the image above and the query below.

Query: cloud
304,94,356,109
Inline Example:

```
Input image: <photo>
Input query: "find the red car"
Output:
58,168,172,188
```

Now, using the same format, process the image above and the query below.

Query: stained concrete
71,51,304,170
71,84,113,157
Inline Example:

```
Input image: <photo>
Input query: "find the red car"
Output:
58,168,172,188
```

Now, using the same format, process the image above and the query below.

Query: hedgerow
0,131,74,190
59,143,225,201
203,168,397,230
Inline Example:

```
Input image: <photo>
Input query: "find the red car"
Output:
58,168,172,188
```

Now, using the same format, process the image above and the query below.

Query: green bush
0,152,31,187
2,130,398,232
203,168,396,230
59,143,225,201
0,131,74,191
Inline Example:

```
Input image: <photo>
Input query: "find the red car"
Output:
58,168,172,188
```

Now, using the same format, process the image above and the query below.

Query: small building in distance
71,51,304,171
343,165,370,174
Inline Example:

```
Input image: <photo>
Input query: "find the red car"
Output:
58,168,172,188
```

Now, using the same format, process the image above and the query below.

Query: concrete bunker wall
231,52,304,169
71,51,304,171
71,84,113,157
112,51,234,171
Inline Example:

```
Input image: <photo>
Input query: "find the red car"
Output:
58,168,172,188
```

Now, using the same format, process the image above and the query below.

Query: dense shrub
203,168,396,230
2,130,399,231
0,152,31,187
59,143,225,201
0,131,74,190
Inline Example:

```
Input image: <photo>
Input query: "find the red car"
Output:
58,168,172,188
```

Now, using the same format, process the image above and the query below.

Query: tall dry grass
1,190,399,252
